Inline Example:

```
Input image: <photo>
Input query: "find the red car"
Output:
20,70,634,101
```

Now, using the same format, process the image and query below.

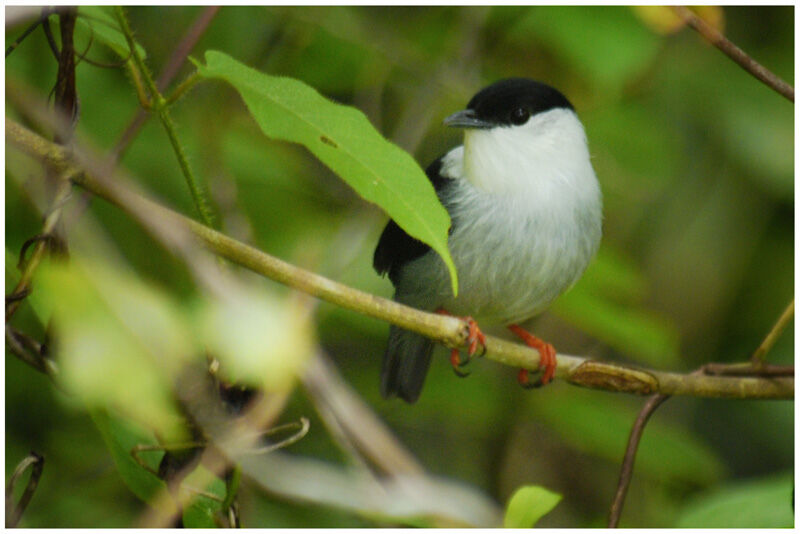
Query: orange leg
508,324,557,388
437,309,486,377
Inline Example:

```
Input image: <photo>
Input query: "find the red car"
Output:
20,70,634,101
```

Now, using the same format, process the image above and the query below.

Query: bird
373,78,602,403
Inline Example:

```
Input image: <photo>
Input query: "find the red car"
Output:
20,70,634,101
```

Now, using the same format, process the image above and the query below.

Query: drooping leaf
90,409,173,512
675,473,793,528
503,485,562,528
194,50,458,294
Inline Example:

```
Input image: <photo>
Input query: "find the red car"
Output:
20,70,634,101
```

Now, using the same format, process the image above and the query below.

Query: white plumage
395,108,602,325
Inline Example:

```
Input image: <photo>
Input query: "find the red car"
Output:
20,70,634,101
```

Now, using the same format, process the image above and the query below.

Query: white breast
396,108,602,325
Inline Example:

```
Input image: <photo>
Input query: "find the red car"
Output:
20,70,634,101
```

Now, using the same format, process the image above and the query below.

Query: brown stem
6,8,78,321
672,6,794,102
607,393,670,528
5,452,45,527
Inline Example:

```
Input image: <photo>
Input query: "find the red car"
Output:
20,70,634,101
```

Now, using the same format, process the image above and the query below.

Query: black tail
380,325,435,403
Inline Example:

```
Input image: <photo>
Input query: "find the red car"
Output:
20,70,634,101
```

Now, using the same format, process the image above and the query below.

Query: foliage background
5,5,793,528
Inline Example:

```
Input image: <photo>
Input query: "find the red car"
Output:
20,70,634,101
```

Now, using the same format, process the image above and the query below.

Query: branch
672,6,794,102
751,299,794,364
5,118,794,400
607,393,670,527
5,452,45,527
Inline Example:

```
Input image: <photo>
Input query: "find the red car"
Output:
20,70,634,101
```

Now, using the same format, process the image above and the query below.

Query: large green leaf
676,473,794,528
503,485,562,527
194,50,458,294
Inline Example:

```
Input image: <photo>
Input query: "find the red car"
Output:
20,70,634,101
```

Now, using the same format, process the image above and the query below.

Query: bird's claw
438,311,486,378
509,324,557,389
450,349,471,377
465,316,487,358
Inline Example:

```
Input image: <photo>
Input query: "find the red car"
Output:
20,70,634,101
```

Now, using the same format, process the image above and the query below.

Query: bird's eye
510,107,530,125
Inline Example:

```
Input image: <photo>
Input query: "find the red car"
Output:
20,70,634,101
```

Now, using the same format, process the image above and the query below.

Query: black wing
373,157,452,284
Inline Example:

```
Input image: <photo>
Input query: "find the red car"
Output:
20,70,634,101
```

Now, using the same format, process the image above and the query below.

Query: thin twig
157,6,220,90
5,452,45,527
5,118,795,400
5,325,59,379
5,179,73,321
751,299,794,365
302,352,425,477
5,12,45,57
114,6,217,229
607,393,670,528
6,8,78,321
110,6,220,162
672,6,794,102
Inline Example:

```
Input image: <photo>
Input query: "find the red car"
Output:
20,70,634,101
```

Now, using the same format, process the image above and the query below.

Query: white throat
454,108,596,198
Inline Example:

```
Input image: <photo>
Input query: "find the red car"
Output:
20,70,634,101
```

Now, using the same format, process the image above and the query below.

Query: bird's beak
443,109,493,129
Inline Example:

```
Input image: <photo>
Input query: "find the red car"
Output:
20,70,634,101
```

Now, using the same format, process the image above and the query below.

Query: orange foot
508,324,557,388
436,309,486,378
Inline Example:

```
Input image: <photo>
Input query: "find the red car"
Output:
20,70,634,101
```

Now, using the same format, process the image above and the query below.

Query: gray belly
394,188,601,325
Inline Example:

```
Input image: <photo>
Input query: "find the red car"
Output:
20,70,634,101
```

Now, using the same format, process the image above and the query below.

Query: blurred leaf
196,287,314,391
91,410,173,512
650,31,792,202
631,6,685,35
34,258,190,441
285,22,377,93
586,100,685,201
195,50,458,295
503,485,562,527
182,467,227,528
507,7,661,94
633,6,724,36
528,388,725,485
76,6,148,59
574,246,648,304
676,473,793,527
717,88,793,200
553,252,682,368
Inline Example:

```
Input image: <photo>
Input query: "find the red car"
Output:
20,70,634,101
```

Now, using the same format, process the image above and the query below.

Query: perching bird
373,78,602,403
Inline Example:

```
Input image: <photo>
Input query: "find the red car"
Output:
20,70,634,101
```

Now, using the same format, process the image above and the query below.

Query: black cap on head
444,78,574,130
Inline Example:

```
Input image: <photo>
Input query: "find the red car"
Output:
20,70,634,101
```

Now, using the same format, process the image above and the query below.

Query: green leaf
676,473,793,528
90,409,174,512
503,485,562,527
181,467,227,528
76,6,147,59
34,258,191,441
194,50,458,295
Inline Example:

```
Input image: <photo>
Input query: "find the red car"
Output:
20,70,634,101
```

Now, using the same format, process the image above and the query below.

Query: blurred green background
5,6,793,527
